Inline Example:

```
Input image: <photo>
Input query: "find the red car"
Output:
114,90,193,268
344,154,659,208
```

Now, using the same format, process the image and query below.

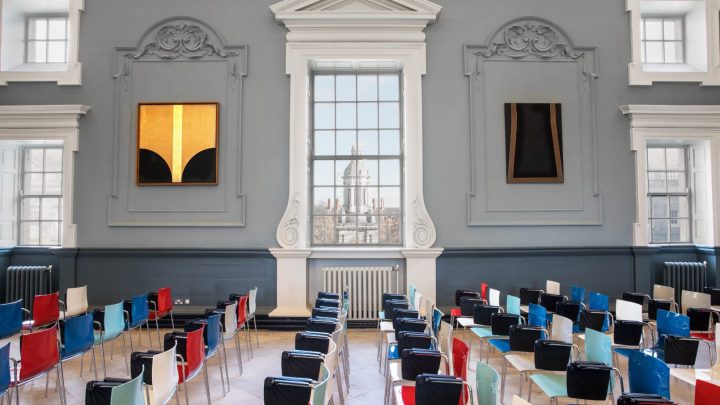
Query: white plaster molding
0,105,90,247
626,0,720,86
621,104,720,246
0,0,84,86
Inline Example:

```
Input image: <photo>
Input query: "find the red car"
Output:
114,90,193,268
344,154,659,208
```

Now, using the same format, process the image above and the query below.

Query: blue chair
94,301,129,377
628,350,670,399
655,309,690,351
0,343,9,404
528,304,547,327
571,285,586,303
60,313,97,381
431,308,443,337
588,292,609,311
0,300,23,339
506,295,521,316
124,294,151,352
204,312,230,395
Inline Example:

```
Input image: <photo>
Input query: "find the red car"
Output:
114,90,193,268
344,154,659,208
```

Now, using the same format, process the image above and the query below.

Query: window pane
335,187,345,212
336,131,356,155
30,18,48,40
44,173,62,194
641,42,646,63
379,75,399,101
664,42,682,63
314,103,334,129
336,228,357,245
379,216,401,244
314,131,334,156
47,42,66,63
665,171,686,193
357,220,378,244
28,41,47,63
357,103,378,129
44,149,62,171
21,198,40,220
670,219,690,243
48,18,67,40
23,173,44,195
313,161,334,186
25,149,44,171
379,160,401,185
669,196,688,219
336,76,356,101
644,42,663,63
647,172,666,193
40,222,59,246
359,159,378,186
379,187,401,212
644,19,663,40
358,130,379,155
663,19,682,40
379,102,400,128
41,198,60,220
357,75,377,101
651,196,669,218
314,187,335,214
640,19,645,40
336,103,356,129
314,76,335,102
651,219,669,243
313,216,337,244
379,130,401,155
336,160,353,184
21,222,40,245
665,148,684,170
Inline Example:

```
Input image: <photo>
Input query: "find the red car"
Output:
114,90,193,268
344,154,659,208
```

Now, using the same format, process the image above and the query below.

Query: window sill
0,63,82,86
642,63,704,73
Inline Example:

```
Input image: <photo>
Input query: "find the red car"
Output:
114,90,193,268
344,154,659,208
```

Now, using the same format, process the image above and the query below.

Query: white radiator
322,266,400,320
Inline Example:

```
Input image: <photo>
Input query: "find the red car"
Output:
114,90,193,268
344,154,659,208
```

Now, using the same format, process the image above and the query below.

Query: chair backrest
409,285,417,309
473,304,500,326
648,299,673,320
714,323,720,370
438,321,453,370
528,303,547,327
248,287,258,314
480,283,489,301
263,376,313,405
306,318,338,334
401,349,442,380
703,287,720,306
312,307,339,319
66,285,88,317
19,325,59,381
695,378,720,405
415,374,464,405
506,295,520,316
315,298,340,309
540,293,566,312
393,317,427,333
383,293,406,310
295,331,331,354
579,310,609,333
476,362,499,405
103,301,126,339
205,312,222,353
656,309,690,338
508,325,545,353
555,301,583,323
570,285,586,303
519,288,542,305
151,345,179,405
0,343,9,395
460,297,486,317
0,299,22,338
60,312,94,358
628,350,670,399
157,287,173,313
424,299,435,327
130,294,149,326
584,328,612,366
431,308,443,337
681,290,711,314
386,300,410,320
281,350,324,379
110,366,145,405
451,337,469,381
588,292,609,311
488,289,500,307
687,307,715,332
616,299,643,322
182,326,205,378
223,301,238,340
311,364,331,405
397,331,434,353
511,395,531,405
455,290,480,306
613,320,644,346
664,335,700,367
237,295,248,325
622,292,648,308
654,284,675,301
32,292,60,327
490,313,521,336
414,292,423,313
546,280,560,295
534,340,572,371
392,308,419,320
566,361,614,401
550,314,573,344
318,292,340,300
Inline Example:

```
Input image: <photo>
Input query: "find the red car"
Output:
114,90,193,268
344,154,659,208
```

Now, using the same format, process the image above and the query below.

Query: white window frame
19,145,64,246
0,0,83,85
25,14,70,64
645,145,691,244
0,105,89,247
626,0,720,86
640,16,685,64
622,105,720,247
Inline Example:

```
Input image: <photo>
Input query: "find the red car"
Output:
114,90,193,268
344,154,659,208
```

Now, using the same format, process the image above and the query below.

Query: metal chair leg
253,316,259,348
91,346,98,380
155,318,161,348
203,361,211,404
121,333,129,373
234,332,243,375
100,339,107,378
146,320,152,349
170,311,176,331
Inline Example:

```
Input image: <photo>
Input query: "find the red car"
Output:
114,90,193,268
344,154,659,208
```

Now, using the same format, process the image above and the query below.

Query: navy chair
0,300,23,339
124,294,151,352
60,313,97,381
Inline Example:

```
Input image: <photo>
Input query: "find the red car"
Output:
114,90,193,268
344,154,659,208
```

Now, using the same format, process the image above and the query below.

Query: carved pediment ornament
479,22,584,60
126,23,238,60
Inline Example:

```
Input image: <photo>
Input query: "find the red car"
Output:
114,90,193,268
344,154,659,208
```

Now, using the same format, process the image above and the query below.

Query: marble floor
10,328,697,405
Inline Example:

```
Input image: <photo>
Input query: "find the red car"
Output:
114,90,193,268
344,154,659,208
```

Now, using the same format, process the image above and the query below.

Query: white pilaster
269,248,313,317
402,248,443,304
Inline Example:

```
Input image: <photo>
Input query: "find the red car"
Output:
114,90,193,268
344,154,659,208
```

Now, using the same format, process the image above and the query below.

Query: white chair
62,285,88,318
546,280,560,295
489,288,501,307
551,314,573,344
653,284,675,301
247,287,259,348
145,344,180,405
616,299,643,322
413,292,423,315
512,394,531,405
437,321,454,375
220,301,242,375
681,290,711,314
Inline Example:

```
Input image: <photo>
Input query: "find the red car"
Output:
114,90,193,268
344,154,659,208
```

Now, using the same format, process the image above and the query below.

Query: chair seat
691,332,715,341
470,327,494,339
94,330,122,344
488,339,511,354
395,386,415,405
456,317,478,329
388,344,400,360
10,363,56,386
450,308,461,317
529,373,567,399
380,321,394,332
505,353,536,373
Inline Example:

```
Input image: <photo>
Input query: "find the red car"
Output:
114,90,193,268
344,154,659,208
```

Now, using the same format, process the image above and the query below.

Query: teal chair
409,285,417,310
311,363,330,405
111,367,145,405
585,328,612,365
476,361,499,405
94,301,129,377
506,295,520,316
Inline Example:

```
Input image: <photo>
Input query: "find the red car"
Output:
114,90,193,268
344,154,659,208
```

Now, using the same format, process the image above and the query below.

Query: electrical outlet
173,298,184,305
184,298,190,304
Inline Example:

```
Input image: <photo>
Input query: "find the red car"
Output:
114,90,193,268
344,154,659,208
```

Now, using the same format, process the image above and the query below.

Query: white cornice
620,105,720,129
0,105,90,129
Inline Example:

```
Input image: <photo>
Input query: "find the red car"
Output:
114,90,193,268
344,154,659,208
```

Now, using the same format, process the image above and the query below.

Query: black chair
617,393,677,404
384,331,436,376
612,320,646,362
317,292,340,301
459,297,486,317
664,335,713,367
311,307,339,319
490,313,522,337
314,298,340,309
519,288,543,306
386,301,410,321
703,287,720,306
578,309,610,332
382,294,406,311
472,304,501,327
648,299,673,321
566,361,623,402
498,325,545,397
392,308,419,320
263,376,313,405
534,340,573,372
387,349,444,404
393,317,427,334
540,293,566,313
556,301,584,323
415,374,466,405
305,318,338,334
622,292,649,308
687,307,719,333
281,350,324,379
295,331,331,354
454,290,481,307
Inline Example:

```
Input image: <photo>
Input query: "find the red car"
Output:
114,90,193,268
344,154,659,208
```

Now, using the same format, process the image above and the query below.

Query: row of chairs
263,289,350,405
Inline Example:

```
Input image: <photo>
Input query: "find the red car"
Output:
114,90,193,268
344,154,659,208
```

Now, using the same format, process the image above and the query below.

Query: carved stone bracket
277,192,301,248
412,197,436,248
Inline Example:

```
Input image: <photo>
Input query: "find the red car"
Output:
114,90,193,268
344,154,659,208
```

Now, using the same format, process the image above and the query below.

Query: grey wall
0,0,719,310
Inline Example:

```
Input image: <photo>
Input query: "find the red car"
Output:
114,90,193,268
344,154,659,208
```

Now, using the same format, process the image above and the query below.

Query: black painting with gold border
137,102,219,185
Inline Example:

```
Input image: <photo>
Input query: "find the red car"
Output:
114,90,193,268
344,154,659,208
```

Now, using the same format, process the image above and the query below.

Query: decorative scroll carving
412,197,436,248
478,20,584,60
277,192,301,248
126,23,238,60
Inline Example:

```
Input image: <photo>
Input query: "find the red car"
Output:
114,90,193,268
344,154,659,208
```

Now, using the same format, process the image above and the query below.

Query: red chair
235,295,253,361
695,379,720,405
10,325,66,405
148,287,175,346
174,326,211,405
23,292,60,330
452,337,470,403
480,283,488,303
